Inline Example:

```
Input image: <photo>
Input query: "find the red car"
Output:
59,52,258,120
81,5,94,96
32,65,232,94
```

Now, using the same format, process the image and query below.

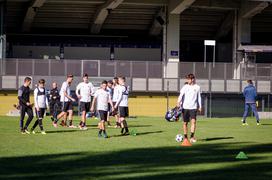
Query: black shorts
80,102,91,112
183,109,197,122
98,110,108,121
35,108,46,119
119,106,129,118
62,101,73,112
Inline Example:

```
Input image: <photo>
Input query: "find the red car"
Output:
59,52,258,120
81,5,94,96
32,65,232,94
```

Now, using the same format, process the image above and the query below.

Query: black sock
69,120,72,126
102,130,106,134
99,130,102,134
79,121,82,126
190,133,195,138
125,127,129,133
121,128,124,134
184,134,188,139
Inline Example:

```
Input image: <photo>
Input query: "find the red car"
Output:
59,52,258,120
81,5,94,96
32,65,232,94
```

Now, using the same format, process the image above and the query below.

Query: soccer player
49,82,60,122
112,77,120,128
91,80,114,138
177,74,202,144
242,80,260,125
30,79,48,134
114,76,129,135
53,74,76,128
106,80,114,126
76,73,95,130
18,77,34,134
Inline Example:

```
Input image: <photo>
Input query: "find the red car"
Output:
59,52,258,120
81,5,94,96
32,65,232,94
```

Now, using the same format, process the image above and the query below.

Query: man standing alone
242,80,260,125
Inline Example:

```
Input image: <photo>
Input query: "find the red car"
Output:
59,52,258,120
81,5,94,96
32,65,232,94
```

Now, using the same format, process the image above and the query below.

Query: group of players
18,74,129,138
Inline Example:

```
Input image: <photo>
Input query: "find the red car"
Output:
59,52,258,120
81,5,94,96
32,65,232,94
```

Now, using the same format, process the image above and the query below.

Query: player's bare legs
190,119,197,142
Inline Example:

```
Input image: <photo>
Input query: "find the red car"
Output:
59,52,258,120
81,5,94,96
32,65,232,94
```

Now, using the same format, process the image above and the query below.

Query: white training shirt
115,85,129,107
178,84,201,110
76,82,94,102
34,87,48,108
60,81,71,102
112,84,120,102
94,88,111,111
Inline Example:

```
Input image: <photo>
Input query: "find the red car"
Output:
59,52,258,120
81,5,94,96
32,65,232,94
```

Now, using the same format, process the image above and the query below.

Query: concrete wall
115,48,161,61
12,45,59,59
64,47,110,60
11,45,162,61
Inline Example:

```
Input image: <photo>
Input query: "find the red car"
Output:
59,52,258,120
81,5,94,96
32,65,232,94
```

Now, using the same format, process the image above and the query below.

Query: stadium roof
4,0,272,40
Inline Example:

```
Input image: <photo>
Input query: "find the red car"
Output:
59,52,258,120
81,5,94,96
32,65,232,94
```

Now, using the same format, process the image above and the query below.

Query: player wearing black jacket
49,82,60,122
18,77,34,134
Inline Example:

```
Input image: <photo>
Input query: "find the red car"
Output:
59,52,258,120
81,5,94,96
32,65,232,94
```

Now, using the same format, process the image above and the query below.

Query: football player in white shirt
76,73,94,130
53,74,76,128
30,79,49,134
114,76,129,135
106,80,114,127
112,77,121,128
177,74,202,144
91,80,114,138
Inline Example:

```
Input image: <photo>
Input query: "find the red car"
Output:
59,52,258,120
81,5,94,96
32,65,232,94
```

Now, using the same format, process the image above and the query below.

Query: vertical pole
213,46,215,68
205,94,208,117
209,92,212,118
166,81,169,111
233,10,238,79
262,97,265,112
268,94,270,112
204,45,206,68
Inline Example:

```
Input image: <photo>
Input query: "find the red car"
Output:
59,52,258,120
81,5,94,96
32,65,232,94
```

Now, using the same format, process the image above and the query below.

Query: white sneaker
41,131,47,135
242,123,249,126
68,125,77,128
190,138,197,143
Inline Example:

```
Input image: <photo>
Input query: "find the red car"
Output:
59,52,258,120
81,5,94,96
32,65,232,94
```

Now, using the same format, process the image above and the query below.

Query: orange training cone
181,138,192,146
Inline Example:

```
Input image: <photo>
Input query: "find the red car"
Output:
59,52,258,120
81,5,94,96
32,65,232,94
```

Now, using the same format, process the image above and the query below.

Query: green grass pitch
0,116,271,179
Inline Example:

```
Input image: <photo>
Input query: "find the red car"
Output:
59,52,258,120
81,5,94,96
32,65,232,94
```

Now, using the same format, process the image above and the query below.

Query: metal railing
0,58,272,93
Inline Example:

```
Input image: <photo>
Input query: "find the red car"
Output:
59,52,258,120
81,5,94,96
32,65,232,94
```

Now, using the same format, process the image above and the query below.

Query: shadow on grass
46,130,79,134
0,143,271,180
261,124,272,126
200,137,234,141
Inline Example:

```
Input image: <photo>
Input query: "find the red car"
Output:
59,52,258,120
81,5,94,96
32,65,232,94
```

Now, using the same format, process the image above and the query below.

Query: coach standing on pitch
242,80,260,125
18,77,34,134
177,74,202,145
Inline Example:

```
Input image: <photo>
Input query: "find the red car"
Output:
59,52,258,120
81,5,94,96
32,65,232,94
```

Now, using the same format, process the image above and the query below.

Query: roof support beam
91,0,124,34
149,8,166,36
240,1,269,18
22,0,46,32
191,0,240,10
169,0,196,14
215,11,234,39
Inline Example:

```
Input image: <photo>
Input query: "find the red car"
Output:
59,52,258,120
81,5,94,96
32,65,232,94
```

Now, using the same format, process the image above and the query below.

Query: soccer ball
175,134,183,142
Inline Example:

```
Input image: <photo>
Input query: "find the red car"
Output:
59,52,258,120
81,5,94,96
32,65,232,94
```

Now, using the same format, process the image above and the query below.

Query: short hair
187,73,195,79
247,80,253,84
83,73,88,77
108,80,113,84
38,79,45,84
118,76,126,81
24,77,32,82
102,80,108,85
67,74,73,78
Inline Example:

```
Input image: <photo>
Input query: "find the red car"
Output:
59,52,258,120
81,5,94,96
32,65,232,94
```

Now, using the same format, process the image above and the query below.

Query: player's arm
108,96,114,110
90,96,97,112
197,88,202,112
18,88,28,106
114,87,123,108
177,87,185,107
63,85,75,101
34,89,39,111
75,84,81,99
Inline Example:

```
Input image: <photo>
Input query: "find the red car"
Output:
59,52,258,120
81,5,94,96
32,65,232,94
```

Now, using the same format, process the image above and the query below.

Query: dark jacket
243,84,257,103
